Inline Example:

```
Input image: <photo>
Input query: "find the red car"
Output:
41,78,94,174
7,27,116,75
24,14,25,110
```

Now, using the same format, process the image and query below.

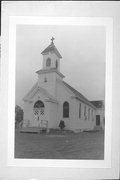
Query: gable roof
23,82,38,101
23,82,58,103
63,81,96,109
41,42,62,59
90,100,104,108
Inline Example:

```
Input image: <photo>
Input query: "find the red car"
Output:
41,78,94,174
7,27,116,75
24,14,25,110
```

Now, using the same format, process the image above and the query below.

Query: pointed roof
41,41,62,59
63,81,96,109
23,82,58,103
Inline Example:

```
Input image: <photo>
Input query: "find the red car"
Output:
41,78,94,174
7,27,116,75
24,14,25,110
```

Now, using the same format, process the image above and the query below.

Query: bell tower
41,37,62,71
36,38,65,97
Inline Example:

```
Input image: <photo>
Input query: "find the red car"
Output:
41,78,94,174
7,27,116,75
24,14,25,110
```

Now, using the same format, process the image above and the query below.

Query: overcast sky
16,25,105,107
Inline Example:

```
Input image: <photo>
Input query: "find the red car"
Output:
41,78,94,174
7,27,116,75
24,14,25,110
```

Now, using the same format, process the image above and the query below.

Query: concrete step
19,127,47,133
94,126,103,131
49,128,73,135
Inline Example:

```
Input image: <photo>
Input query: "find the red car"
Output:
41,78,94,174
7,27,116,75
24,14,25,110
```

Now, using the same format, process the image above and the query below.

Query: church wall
71,99,96,131
23,101,33,127
56,81,96,131
38,73,56,97
23,80,96,131
48,102,59,129
56,81,74,130
72,100,95,131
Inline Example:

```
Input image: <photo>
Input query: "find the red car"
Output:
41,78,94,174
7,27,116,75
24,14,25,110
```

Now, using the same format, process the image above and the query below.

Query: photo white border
8,16,113,168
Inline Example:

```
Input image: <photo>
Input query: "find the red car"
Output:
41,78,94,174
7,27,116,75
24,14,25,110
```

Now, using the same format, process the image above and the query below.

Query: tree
15,105,24,128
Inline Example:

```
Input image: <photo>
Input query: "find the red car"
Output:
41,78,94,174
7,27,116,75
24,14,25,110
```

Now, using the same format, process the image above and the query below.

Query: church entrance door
33,100,45,126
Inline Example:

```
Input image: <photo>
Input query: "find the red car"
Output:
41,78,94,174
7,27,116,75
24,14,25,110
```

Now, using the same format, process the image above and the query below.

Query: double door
34,107,45,123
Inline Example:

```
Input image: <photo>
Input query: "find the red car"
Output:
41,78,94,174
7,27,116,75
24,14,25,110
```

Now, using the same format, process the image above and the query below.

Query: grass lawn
15,130,104,159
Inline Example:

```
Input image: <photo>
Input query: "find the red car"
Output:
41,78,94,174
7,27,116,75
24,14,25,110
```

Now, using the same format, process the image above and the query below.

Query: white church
22,38,104,133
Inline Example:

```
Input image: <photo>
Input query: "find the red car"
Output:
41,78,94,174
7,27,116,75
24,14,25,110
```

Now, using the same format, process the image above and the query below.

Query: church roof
63,81,96,109
23,82,58,103
90,100,104,108
36,68,65,78
41,42,62,59
23,83,38,101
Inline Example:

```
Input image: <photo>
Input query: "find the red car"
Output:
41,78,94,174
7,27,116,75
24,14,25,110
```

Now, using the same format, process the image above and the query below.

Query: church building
22,38,97,132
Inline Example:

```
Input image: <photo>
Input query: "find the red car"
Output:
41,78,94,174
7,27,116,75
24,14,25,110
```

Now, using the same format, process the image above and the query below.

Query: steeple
41,37,62,58
36,38,65,97
41,38,62,71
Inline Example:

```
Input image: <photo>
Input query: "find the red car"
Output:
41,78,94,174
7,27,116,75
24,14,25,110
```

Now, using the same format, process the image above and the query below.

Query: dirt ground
15,130,104,159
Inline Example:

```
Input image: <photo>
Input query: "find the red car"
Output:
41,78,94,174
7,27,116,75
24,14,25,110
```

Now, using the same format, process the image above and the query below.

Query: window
63,101,69,118
88,108,90,120
56,60,58,68
91,110,94,121
46,58,51,67
34,100,44,108
79,103,81,119
84,106,87,120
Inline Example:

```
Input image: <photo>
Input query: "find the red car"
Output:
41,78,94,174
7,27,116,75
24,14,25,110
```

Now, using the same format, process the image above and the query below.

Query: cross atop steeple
41,37,62,59
51,37,55,44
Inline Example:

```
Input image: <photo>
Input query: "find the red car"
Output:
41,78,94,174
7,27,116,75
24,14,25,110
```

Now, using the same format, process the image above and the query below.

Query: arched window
63,101,69,118
46,58,51,67
34,100,44,108
34,100,45,117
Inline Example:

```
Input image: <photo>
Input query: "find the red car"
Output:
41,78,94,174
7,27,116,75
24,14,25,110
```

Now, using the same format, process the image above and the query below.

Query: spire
41,37,62,58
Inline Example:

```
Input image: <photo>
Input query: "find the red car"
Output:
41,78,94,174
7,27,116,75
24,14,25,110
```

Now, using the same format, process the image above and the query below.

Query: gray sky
16,25,105,107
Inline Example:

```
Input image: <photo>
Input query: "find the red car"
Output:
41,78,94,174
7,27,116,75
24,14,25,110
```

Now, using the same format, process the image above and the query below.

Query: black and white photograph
15,24,105,160
1,2,120,180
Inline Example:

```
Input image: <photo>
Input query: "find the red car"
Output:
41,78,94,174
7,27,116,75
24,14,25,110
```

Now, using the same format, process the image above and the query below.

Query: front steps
18,127,73,134
19,127,47,134
94,126,103,131
18,126,103,134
